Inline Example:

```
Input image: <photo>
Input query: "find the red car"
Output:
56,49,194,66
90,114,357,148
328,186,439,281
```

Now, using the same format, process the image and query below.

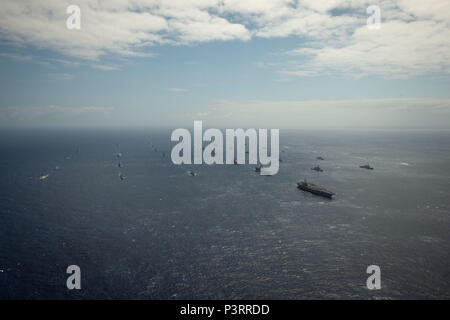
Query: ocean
0,128,449,299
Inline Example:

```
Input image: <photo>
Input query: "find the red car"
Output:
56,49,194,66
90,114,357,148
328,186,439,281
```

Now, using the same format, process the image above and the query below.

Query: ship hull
297,183,334,198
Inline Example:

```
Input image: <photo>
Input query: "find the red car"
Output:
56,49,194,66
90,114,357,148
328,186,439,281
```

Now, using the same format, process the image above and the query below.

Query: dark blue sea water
0,128,449,299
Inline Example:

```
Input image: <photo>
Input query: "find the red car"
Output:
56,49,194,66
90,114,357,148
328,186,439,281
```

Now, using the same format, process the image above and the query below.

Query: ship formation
295,156,374,199
37,135,376,202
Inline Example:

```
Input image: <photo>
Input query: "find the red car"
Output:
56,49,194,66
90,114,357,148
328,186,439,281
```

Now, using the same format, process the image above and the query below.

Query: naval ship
297,180,335,199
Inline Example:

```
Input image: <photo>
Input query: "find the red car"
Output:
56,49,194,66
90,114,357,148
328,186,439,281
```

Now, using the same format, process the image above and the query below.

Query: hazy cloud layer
0,105,114,127
2,99,449,129
0,0,449,77
190,98,450,128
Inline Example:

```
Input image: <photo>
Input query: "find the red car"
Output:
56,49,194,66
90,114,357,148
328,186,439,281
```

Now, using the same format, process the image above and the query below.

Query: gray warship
297,180,335,199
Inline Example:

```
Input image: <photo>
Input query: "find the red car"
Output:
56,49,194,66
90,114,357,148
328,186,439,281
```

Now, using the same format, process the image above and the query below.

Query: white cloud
0,0,449,77
271,0,450,77
46,73,74,80
91,64,120,71
285,18,450,78
47,58,81,67
167,87,188,92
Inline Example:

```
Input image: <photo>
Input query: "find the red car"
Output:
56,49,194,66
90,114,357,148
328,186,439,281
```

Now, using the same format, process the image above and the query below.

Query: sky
0,0,449,129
